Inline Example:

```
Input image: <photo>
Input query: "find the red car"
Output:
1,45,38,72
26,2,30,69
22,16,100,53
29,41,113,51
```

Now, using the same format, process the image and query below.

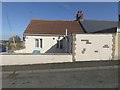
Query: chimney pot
76,10,84,21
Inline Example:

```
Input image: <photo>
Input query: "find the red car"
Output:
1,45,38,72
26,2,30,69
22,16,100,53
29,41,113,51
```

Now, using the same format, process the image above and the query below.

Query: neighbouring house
75,20,118,61
80,20,117,33
20,11,119,61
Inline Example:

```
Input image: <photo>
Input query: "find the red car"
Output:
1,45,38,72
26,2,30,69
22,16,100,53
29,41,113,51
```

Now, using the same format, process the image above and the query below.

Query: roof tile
24,19,84,35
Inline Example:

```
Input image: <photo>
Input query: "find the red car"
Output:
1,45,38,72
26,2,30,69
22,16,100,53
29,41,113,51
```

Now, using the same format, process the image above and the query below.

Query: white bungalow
23,19,85,53
21,11,118,61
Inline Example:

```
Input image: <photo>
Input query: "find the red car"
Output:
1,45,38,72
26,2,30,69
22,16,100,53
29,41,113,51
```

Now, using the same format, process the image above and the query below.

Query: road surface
2,64,118,88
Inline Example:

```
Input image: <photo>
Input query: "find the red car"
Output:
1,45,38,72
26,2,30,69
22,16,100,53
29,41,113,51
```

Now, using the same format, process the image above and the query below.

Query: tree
7,35,25,51
9,35,21,43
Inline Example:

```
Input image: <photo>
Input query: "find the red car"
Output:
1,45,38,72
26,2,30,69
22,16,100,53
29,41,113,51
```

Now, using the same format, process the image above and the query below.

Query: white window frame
35,39,39,48
35,38,43,48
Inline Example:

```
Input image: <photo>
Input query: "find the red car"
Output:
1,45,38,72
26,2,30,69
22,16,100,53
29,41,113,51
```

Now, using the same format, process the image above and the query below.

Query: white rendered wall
114,32,120,60
1,54,72,66
24,35,64,53
118,33,120,60
75,34,113,61
114,33,118,60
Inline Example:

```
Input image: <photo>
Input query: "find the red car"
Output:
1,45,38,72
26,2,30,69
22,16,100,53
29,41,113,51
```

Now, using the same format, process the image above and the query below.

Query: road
2,64,118,88
2,60,119,71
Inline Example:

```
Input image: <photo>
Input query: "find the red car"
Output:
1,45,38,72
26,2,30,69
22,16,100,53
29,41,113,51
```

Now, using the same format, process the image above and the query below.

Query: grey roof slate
80,20,118,33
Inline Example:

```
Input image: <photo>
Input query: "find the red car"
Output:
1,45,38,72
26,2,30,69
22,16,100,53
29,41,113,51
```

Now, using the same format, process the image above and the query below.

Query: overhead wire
5,6,16,48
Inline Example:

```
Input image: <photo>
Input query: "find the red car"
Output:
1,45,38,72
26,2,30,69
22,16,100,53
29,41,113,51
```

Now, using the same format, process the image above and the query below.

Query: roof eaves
24,33,65,36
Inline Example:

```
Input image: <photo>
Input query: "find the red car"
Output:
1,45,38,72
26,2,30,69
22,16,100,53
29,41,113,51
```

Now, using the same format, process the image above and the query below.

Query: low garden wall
1,54,72,66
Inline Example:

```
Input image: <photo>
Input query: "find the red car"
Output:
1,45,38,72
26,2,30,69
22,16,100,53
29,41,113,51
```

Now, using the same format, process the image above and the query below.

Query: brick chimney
76,10,84,21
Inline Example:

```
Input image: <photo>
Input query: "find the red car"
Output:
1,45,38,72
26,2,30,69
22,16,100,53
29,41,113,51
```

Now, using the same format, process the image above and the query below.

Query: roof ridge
31,18,40,20
84,19,118,22
31,18,74,22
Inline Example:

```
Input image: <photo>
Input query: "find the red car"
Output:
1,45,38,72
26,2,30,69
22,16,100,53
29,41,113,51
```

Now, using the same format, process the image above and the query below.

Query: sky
0,2,2,41
2,2,119,40
118,2,120,14
1,0,120,2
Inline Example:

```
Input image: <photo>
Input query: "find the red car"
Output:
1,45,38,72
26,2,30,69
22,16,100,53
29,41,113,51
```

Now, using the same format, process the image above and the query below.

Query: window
57,40,59,48
60,40,63,49
57,40,63,49
40,39,42,48
35,39,39,47
35,39,43,48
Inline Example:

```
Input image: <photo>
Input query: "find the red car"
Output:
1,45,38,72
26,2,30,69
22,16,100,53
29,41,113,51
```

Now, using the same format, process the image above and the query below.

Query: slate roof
80,20,118,33
24,19,85,35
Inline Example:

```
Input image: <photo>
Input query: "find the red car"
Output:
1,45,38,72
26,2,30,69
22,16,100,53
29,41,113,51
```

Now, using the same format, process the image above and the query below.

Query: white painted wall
114,32,120,60
1,54,72,66
14,49,26,53
24,35,65,53
75,34,113,61
117,33,120,60
114,33,118,60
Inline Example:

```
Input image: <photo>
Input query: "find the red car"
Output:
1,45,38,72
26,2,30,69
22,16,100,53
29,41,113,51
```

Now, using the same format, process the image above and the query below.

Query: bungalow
23,10,85,53
23,19,85,53
22,11,118,60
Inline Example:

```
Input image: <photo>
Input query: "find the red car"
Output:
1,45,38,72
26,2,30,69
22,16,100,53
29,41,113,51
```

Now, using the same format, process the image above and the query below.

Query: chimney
76,10,84,21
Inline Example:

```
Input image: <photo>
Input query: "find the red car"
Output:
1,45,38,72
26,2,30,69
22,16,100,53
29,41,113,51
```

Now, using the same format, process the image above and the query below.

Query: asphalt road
2,64,118,88
2,60,119,72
